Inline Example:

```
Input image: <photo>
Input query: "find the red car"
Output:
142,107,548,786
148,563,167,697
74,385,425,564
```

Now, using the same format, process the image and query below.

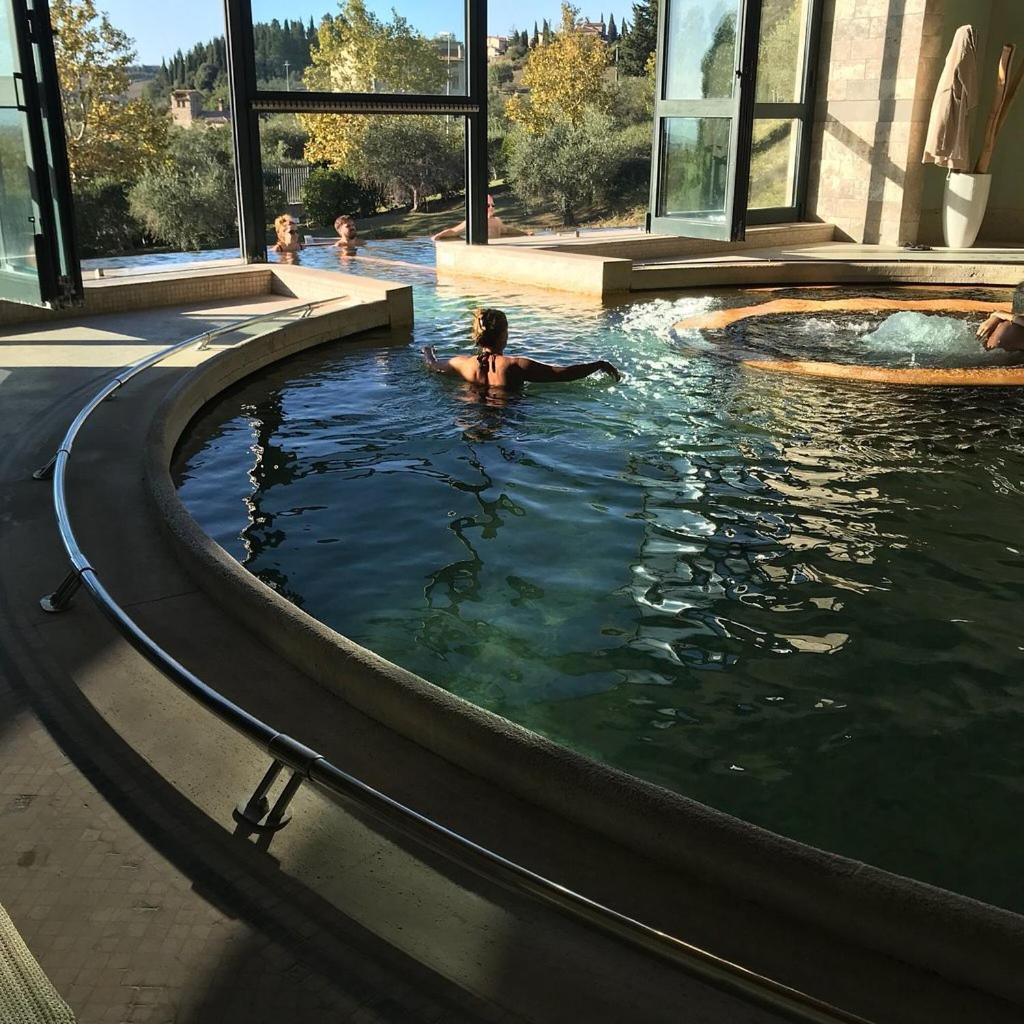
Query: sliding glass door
648,0,762,240
0,0,81,307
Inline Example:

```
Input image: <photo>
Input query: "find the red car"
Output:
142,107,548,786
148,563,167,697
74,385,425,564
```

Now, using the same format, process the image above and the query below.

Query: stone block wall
806,0,944,244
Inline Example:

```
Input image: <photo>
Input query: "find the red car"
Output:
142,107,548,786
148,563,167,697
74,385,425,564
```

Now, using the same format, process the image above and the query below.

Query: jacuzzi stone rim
145,308,1024,1007
674,295,1024,386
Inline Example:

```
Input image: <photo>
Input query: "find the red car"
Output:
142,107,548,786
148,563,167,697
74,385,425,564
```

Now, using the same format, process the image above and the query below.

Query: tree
542,19,551,45
299,0,445,167
508,107,615,225
531,21,539,47
607,14,618,44
301,166,376,223
193,60,220,92
506,4,610,133
489,62,514,90
618,0,655,76
348,118,461,211
128,128,236,249
51,0,168,183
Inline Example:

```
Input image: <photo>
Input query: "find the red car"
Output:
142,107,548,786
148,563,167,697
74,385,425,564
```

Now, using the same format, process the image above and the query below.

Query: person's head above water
334,214,358,241
471,308,508,352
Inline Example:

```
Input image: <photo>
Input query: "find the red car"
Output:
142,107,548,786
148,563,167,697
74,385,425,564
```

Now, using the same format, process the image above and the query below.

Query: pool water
172,244,1024,911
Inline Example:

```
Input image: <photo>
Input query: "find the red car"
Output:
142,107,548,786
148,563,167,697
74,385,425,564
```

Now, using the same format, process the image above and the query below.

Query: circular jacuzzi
171,280,1024,914
673,296,1024,385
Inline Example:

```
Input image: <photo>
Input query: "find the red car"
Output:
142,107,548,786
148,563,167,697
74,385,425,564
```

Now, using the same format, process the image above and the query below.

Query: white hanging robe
923,25,978,172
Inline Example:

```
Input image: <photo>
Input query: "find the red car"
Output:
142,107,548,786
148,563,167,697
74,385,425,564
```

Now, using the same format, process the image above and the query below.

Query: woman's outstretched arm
422,346,457,374
512,357,621,383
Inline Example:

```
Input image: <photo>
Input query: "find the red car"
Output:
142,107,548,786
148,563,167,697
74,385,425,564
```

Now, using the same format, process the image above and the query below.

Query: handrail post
40,569,83,613
233,759,301,833
33,453,58,480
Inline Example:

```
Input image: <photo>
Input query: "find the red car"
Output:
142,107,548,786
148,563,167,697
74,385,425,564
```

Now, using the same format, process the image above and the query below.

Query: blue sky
97,1,627,65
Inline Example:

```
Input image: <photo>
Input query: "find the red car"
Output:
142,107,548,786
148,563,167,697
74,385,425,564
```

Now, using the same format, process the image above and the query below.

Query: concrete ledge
634,259,1024,292
435,241,632,296
144,317,1024,1009
542,222,836,260
0,262,415,329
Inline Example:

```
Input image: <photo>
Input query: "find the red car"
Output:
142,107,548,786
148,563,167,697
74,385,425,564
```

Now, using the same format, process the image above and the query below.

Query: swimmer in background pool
977,283,1024,352
422,308,622,386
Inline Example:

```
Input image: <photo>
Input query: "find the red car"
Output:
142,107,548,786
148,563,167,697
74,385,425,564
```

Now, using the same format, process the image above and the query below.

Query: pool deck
437,227,1024,296
2,266,1023,1024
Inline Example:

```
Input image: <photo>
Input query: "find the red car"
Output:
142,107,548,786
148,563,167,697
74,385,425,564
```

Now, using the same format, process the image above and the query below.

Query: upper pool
171,242,1024,912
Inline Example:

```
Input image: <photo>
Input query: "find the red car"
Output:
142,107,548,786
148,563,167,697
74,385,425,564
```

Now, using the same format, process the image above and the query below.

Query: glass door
649,0,762,240
0,0,81,307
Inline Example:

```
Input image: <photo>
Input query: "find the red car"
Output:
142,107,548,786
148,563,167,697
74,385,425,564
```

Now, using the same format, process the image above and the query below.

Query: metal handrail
39,302,874,1024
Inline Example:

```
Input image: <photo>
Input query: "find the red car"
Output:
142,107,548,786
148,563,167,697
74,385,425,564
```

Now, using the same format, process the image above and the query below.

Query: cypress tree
607,13,618,43
542,19,551,45
618,0,656,75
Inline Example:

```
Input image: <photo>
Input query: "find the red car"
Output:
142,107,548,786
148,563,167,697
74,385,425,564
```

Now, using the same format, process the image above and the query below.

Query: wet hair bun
471,307,508,346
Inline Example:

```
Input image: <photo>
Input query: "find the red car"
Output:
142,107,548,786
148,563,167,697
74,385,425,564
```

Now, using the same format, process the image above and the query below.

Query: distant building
486,35,509,59
578,17,607,39
431,34,466,95
170,89,230,129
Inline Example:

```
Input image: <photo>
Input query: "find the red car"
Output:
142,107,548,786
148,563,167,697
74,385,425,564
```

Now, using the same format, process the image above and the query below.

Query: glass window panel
0,10,41,303
656,116,731,219
663,0,739,101
748,118,799,209
265,113,465,248
755,0,809,103
250,1,467,96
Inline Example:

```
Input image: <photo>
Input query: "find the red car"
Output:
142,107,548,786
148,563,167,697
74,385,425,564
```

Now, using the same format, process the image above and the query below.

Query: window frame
224,0,489,260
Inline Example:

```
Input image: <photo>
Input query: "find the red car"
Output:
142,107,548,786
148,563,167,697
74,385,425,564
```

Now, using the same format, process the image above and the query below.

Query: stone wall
806,0,943,244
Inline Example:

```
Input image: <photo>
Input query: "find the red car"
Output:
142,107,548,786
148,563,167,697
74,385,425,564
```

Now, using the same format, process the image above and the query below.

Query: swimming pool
172,242,1024,911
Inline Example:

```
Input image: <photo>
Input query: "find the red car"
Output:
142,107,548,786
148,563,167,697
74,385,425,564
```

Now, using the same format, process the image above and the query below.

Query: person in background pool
977,284,1024,352
271,214,304,253
333,215,361,251
431,195,530,241
422,308,621,387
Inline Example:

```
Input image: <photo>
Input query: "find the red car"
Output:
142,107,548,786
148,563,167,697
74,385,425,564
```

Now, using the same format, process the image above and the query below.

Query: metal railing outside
37,301,874,1024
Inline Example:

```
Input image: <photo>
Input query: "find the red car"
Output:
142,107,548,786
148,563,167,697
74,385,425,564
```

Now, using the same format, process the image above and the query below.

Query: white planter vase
942,172,992,249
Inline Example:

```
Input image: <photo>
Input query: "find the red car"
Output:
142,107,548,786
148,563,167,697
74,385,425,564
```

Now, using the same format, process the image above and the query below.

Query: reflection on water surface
172,253,1024,912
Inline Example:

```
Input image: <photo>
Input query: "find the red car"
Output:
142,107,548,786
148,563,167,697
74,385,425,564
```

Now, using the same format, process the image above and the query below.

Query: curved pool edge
145,307,1024,1007
674,295,1024,386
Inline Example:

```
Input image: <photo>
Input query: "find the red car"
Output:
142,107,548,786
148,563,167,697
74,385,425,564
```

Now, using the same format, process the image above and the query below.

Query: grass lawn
302,184,646,240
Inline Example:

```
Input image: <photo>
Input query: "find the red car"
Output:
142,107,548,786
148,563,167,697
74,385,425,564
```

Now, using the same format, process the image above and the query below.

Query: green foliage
508,107,616,224
756,0,802,102
146,18,316,104
263,169,288,220
300,0,445,167
597,122,651,207
301,166,377,223
618,0,656,76
349,119,462,211
128,127,236,250
607,72,654,127
700,12,736,97
72,177,145,256
260,114,308,164
489,62,514,90
52,0,168,184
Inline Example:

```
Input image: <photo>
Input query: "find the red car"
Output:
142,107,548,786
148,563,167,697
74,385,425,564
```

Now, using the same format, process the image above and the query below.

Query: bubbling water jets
618,295,719,340
861,311,981,364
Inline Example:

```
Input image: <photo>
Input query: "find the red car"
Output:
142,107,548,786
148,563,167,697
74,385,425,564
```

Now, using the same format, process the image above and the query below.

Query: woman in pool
422,308,621,387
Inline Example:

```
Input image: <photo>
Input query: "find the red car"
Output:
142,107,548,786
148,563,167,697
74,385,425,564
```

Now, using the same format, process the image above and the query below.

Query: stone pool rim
146,299,1024,1007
